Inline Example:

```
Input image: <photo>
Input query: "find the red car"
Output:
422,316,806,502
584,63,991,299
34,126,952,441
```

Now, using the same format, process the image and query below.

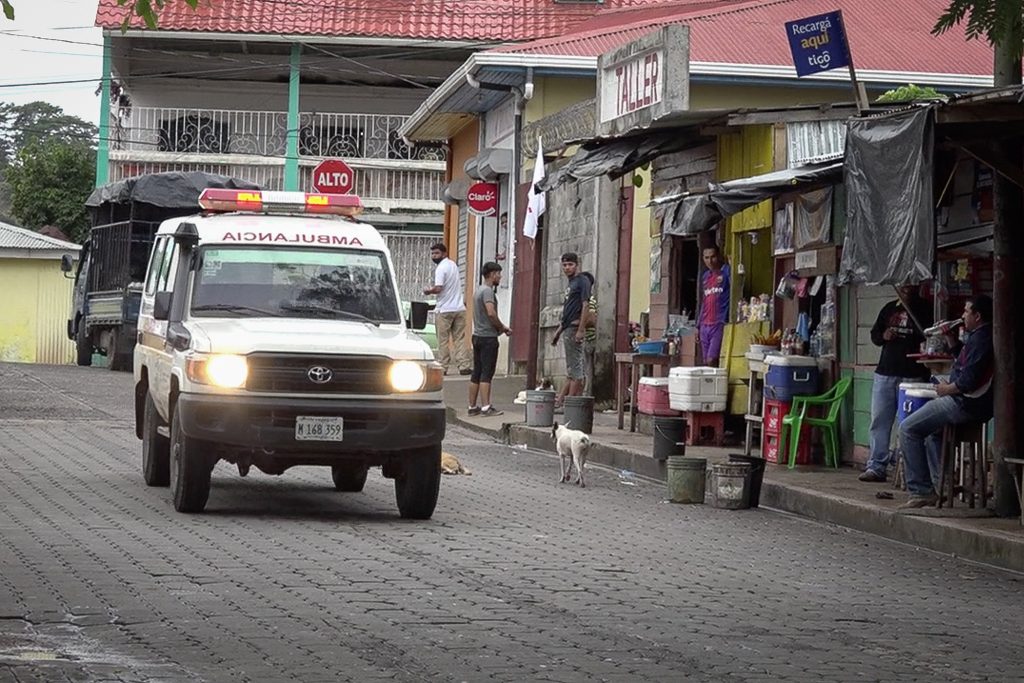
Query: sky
0,0,104,124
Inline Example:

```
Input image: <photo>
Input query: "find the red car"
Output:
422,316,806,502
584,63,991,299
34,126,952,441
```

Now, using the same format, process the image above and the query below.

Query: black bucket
653,416,687,461
728,453,766,508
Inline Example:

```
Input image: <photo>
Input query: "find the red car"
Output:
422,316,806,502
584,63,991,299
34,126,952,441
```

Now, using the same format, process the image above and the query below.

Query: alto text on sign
311,159,354,194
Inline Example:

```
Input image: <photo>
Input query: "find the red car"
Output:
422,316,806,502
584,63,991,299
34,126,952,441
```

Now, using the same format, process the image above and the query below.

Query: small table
744,355,768,456
615,352,674,432
909,353,955,377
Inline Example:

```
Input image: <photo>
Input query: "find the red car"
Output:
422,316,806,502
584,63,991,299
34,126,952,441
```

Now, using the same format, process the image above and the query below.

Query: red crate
762,430,811,465
763,399,792,436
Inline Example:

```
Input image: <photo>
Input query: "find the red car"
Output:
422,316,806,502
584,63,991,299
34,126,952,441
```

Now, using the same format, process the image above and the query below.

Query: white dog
552,421,591,488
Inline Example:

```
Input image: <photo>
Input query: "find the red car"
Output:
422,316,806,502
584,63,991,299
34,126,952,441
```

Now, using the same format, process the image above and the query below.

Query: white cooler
668,367,728,412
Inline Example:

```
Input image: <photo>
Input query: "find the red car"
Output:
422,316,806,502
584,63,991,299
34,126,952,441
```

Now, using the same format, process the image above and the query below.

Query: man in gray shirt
469,262,511,417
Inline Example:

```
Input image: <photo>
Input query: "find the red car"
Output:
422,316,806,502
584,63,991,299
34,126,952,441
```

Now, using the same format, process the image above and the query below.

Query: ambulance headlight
186,354,249,389
389,361,425,392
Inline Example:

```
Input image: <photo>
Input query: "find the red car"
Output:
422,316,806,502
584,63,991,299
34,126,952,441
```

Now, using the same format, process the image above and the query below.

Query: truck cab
133,189,445,518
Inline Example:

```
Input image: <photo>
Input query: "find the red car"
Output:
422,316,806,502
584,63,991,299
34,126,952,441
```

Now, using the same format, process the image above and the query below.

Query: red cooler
637,378,680,416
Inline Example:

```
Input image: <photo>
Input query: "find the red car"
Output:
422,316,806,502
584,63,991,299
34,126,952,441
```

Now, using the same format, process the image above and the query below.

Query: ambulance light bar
198,189,363,217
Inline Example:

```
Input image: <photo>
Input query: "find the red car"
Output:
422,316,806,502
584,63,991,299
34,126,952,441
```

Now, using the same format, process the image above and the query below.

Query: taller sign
597,24,690,137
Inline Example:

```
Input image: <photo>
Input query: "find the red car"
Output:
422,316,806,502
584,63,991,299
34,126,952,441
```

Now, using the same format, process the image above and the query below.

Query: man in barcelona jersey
698,244,730,367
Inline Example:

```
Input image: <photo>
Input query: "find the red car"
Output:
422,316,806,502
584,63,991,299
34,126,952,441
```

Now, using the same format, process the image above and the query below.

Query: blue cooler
899,387,937,422
897,382,934,422
764,355,820,401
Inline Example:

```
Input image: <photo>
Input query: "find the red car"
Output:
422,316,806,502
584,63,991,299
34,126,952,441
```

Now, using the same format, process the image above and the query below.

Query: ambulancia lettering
220,232,364,247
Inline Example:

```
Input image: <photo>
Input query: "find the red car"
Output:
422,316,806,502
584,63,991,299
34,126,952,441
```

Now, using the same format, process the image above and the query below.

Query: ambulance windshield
190,246,401,324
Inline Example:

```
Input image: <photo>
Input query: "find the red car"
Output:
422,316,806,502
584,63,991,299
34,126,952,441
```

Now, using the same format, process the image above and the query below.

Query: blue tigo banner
785,11,850,77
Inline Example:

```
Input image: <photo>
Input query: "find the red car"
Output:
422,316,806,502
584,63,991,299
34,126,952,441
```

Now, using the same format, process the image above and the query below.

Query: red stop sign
312,159,354,194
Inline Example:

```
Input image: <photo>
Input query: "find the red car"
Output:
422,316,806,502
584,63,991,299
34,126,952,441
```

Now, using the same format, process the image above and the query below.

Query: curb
447,410,1024,574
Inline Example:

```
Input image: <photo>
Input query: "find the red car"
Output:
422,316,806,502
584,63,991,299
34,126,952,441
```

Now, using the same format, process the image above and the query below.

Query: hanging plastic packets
797,312,810,342
775,273,798,300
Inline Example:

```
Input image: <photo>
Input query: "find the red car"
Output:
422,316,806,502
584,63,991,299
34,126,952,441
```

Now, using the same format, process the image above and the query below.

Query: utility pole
989,37,1023,518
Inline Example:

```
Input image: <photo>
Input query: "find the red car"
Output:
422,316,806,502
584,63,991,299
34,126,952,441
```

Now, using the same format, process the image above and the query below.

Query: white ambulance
133,189,445,518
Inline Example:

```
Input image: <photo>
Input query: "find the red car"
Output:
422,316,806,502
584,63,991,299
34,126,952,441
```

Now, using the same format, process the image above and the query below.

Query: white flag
523,136,545,240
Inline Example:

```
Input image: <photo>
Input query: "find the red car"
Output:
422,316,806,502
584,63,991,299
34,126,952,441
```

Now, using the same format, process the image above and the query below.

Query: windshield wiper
191,303,282,317
279,302,380,326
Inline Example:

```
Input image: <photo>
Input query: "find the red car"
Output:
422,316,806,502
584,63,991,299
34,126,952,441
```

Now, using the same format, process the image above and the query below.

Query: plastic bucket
525,390,556,427
728,454,766,508
562,395,595,434
652,416,687,461
666,456,706,504
711,462,751,510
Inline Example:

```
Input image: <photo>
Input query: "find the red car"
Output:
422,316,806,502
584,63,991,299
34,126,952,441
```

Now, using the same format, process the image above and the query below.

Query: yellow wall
523,76,596,126
629,167,653,321
0,257,75,364
691,83,861,110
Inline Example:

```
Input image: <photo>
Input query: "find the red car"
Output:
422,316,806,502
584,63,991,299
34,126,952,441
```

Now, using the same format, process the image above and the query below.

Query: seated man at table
898,295,994,509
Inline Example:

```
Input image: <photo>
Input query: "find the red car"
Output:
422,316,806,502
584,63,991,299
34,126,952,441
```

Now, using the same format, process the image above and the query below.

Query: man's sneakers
468,405,503,417
858,469,887,483
459,368,472,376
897,493,939,510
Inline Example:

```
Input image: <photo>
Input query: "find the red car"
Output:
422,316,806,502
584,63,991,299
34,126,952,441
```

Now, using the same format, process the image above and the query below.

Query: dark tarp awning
659,161,843,236
838,107,935,285
537,128,709,192
86,171,260,210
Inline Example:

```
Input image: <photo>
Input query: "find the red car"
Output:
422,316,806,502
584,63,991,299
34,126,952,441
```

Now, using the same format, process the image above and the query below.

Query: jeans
865,374,921,476
898,395,973,496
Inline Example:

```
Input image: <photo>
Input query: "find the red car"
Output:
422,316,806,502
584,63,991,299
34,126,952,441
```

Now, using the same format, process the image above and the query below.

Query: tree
0,102,97,166
934,0,1024,518
1,0,197,29
5,141,95,243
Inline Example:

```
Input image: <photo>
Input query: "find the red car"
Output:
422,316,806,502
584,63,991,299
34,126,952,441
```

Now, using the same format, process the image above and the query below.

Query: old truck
63,172,258,370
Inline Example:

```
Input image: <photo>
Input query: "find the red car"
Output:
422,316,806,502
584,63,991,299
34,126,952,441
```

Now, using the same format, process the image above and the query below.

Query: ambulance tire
394,444,441,520
75,325,92,367
331,464,369,492
170,407,212,513
142,393,170,487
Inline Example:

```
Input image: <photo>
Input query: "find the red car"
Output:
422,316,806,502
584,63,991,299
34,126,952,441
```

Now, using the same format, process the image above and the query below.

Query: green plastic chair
779,377,853,469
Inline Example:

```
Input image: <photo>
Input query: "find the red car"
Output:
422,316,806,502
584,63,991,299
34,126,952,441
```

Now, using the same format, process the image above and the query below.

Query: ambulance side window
155,241,180,293
144,237,168,296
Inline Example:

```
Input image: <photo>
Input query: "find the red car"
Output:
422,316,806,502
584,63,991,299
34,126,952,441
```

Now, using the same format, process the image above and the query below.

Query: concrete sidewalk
445,374,1024,574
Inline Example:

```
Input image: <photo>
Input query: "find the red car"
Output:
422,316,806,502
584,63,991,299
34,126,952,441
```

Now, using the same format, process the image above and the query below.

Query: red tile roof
95,0,677,42
493,0,993,77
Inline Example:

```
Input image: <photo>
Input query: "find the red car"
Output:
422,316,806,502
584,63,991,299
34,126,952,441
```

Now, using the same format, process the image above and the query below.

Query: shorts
699,322,725,366
562,325,585,381
471,335,500,384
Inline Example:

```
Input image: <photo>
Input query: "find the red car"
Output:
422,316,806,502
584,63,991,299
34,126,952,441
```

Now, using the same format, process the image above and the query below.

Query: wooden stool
684,411,725,447
937,422,989,509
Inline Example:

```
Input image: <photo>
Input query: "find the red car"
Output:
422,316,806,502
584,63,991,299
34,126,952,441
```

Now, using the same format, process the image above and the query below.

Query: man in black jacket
860,285,932,482
898,295,994,509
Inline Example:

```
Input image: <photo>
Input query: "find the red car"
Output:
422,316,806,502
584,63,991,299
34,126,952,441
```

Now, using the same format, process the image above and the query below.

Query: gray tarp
538,129,706,192
661,162,842,236
86,171,260,210
838,107,935,285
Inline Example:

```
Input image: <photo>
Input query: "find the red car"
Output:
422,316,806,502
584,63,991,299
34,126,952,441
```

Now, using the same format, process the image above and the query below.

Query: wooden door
510,182,538,366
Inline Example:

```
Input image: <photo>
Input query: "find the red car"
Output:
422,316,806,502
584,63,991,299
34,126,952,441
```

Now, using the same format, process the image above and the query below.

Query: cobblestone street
2,362,1024,682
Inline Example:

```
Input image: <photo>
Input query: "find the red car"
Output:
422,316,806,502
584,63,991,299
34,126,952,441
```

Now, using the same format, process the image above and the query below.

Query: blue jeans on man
865,374,922,478
898,395,974,496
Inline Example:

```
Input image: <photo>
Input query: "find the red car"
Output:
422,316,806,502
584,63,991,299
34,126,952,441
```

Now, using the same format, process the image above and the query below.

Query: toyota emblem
307,366,333,384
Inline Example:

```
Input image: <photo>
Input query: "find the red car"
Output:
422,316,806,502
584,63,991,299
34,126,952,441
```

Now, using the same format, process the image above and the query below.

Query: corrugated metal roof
95,0,673,42
0,222,80,251
493,0,993,78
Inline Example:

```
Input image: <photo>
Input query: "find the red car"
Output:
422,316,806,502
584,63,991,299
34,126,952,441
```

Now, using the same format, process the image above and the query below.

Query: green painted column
284,43,301,191
95,34,112,188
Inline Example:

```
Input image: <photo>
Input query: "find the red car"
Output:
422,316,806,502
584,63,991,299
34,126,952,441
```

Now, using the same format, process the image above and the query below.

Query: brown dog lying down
441,452,472,475
552,421,591,488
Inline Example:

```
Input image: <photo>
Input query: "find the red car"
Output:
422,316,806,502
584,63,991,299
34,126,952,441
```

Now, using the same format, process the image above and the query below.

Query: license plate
295,416,344,442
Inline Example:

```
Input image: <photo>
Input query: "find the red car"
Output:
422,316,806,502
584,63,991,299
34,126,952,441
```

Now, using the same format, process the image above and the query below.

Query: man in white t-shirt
423,243,471,375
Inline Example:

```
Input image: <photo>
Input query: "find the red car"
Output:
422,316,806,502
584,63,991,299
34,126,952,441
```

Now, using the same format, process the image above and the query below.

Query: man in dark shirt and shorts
468,262,511,417
552,252,592,409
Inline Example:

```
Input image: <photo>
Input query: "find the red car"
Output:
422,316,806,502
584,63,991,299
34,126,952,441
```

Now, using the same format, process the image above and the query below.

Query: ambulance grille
245,353,392,394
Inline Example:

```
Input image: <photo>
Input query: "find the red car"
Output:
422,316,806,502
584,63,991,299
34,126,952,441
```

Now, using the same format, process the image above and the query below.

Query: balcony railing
107,107,448,209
